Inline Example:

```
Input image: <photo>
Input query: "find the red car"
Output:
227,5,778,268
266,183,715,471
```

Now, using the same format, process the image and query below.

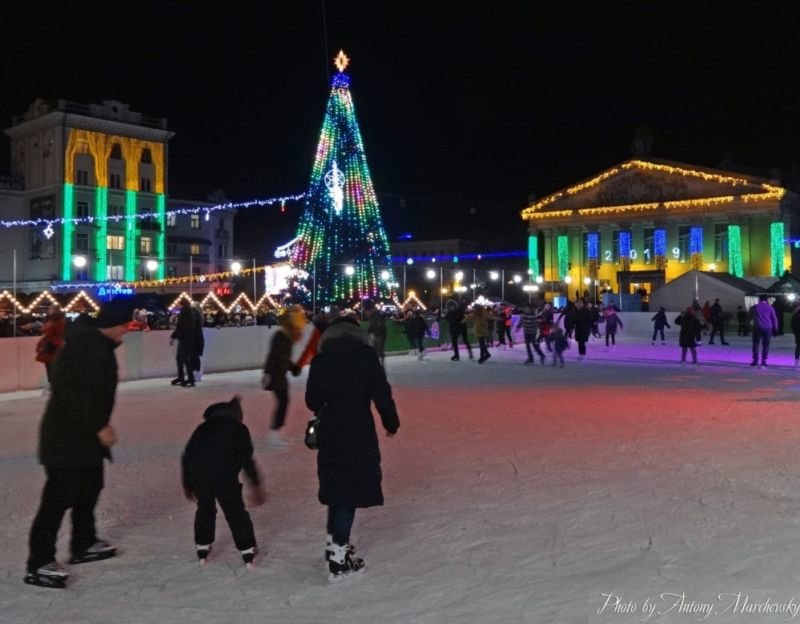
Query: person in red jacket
35,306,66,387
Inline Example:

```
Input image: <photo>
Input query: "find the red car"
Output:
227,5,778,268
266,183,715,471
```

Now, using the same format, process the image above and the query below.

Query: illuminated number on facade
643,248,651,261
604,250,612,262
672,247,681,259
630,249,638,260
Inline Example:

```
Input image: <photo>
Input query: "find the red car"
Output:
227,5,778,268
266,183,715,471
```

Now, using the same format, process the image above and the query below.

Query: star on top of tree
334,50,350,72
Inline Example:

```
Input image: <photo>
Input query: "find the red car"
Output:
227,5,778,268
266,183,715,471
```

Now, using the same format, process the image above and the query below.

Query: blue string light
587,233,599,259
0,193,306,231
654,228,666,256
690,226,703,255
619,231,631,258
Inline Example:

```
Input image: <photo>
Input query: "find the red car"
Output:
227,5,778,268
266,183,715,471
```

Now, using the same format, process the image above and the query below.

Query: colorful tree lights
290,51,396,306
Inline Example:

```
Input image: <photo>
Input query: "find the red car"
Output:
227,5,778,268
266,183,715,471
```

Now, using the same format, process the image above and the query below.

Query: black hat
203,395,243,421
95,297,138,328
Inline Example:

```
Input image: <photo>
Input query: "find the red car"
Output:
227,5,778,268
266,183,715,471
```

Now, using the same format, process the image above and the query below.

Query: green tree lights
291,51,396,307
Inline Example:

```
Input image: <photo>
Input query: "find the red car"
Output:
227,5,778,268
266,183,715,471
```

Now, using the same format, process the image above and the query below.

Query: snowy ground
3,329,800,623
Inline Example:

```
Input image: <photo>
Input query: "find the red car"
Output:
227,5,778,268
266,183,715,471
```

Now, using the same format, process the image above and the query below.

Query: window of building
140,177,152,192
76,201,90,219
612,231,620,263
107,235,125,250
190,213,200,229
76,169,90,186
643,228,655,265
108,204,124,218
141,148,152,164
109,144,122,160
167,213,177,227
140,236,152,254
76,233,89,253
109,172,122,189
218,243,227,258
714,224,728,262
167,243,177,256
218,217,225,230
190,243,201,255
107,265,124,280
677,226,691,263
168,266,177,277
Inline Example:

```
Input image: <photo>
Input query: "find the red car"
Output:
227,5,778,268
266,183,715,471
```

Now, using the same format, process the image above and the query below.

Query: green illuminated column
156,193,166,279
727,225,743,277
62,183,74,280
528,234,539,278
770,222,785,277
125,190,137,281
94,187,108,281
557,235,569,280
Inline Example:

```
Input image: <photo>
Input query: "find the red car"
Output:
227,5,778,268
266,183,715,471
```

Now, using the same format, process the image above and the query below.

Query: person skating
516,304,545,365
550,326,568,367
170,299,199,387
262,307,305,448
305,316,400,580
366,310,388,366
650,306,670,345
675,306,702,366
445,300,473,361
573,299,593,362
792,302,800,368
25,298,136,588
34,305,66,391
750,294,778,368
470,304,492,363
708,298,729,345
407,310,429,361
603,306,623,347
181,396,265,567
736,305,749,336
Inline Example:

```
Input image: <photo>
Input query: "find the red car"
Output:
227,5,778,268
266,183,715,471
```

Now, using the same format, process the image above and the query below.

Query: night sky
2,2,799,261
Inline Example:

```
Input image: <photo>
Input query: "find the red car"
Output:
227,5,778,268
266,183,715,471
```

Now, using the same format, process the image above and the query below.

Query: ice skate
417,352,425,361
450,355,459,361
328,543,364,581
196,544,212,566
325,535,356,562
69,539,116,564
24,562,69,589
241,546,258,568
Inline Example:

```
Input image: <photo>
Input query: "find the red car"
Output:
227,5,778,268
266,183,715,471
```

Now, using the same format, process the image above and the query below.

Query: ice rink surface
3,331,800,623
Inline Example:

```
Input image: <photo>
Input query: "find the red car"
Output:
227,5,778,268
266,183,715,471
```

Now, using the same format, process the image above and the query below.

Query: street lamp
145,259,159,282
344,265,355,276
231,261,242,275
426,267,443,310
73,255,87,269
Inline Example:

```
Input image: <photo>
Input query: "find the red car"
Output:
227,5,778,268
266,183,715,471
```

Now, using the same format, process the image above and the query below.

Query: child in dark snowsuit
181,396,265,566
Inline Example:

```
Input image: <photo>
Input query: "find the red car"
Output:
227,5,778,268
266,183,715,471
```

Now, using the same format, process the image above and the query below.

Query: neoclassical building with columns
521,159,800,298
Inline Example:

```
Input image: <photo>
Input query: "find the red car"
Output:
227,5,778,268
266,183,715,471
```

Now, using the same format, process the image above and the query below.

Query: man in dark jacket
445,300,473,361
305,315,400,580
708,298,729,345
170,299,198,387
25,297,135,588
181,396,265,566
262,309,303,448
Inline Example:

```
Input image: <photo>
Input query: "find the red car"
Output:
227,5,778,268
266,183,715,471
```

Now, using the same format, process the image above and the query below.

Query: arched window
141,148,152,164
109,144,122,160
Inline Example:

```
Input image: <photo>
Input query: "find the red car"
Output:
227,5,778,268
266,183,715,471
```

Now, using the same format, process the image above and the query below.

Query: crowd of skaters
370,294,800,371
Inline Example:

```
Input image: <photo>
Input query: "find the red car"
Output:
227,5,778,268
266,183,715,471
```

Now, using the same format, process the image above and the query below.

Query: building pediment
521,159,785,221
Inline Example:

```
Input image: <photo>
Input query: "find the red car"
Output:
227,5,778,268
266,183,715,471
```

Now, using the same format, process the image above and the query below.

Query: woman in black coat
305,315,400,579
676,306,702,365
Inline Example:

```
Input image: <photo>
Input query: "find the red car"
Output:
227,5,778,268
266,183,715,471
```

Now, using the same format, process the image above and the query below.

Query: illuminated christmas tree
291,50,396,307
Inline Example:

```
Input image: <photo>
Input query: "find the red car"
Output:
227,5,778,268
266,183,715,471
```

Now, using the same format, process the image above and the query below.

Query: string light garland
527,235,539,279
520,159,786,220
51,264,271,290
0,290,100,314
557,235,569,280
290,51,396,306
619,231,632,271
728,225,743,277
167,291,280,313
654,228,667,270
690,226,704,270
770,222,785,276
0,193,305,233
